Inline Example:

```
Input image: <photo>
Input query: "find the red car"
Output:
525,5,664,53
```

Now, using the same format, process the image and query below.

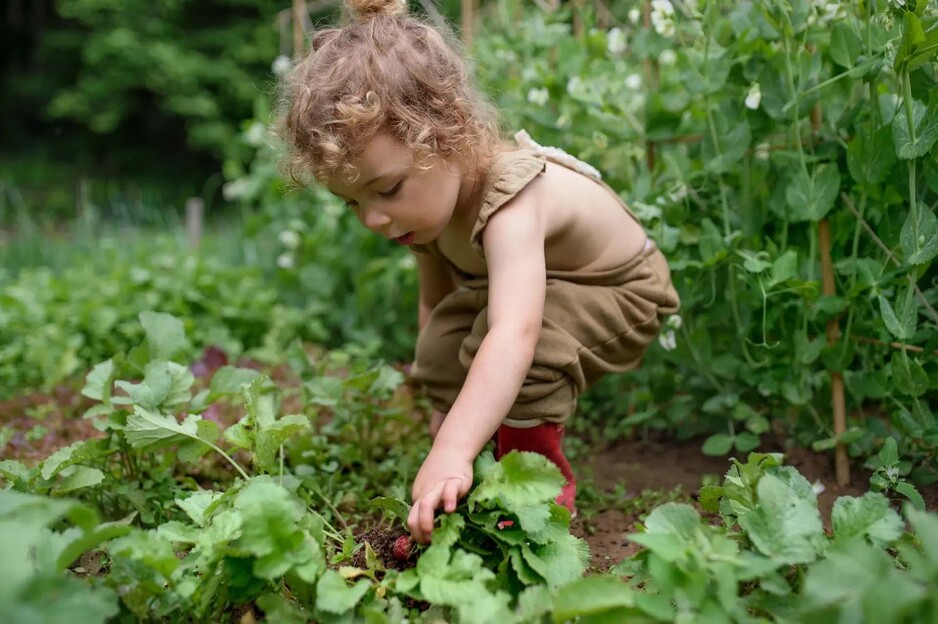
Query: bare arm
414,251,456,329
431,196,546,459
407,194,547,543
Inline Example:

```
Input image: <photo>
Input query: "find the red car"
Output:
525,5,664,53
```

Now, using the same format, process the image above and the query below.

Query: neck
453,154,490,222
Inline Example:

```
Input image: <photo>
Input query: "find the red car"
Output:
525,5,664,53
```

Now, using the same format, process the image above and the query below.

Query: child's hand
408,446,473,544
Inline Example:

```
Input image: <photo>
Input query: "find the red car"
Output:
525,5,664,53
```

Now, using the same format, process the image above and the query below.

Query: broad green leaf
550,576,638,621
256,594,308,624
738,474,825,564
739,250,771,274
209,366,262,396
108,530,180,579
892,96,938,160
832,492,904,547
520,535,589,588
896,482,926,510
892,352,929,397
41,439,100,480
256,414,310,474
769,250,798,285
370,496,411,524
878,437,900,468
785,164,841,222
702,433,733,456
830,20,862,68
900,205,938,265
81,358,115,402
0,490,100,531
906,506,938,562
55,466,104,494
175,490,222,527
644,503,701,540
878,291,917,340
893,11,938,72
139,311,189,361
847,126,896,185
124,407,202,450
734,432,761,452
114,361,194,412
469,451,563,511
801,539,925,619
698,218,725,265
316,571,370,615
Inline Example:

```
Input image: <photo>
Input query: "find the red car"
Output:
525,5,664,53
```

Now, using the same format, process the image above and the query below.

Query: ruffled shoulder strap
468,147,546,256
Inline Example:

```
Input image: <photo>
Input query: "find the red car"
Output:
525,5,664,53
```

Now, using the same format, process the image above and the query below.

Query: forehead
328,133,414,191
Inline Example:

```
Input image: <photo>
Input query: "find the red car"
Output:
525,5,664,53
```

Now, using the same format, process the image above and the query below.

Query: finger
408,502,424,544
442,479,460,513
419,490,441,540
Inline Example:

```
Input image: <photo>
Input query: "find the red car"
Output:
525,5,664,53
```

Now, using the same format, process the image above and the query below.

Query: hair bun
348,0,407,18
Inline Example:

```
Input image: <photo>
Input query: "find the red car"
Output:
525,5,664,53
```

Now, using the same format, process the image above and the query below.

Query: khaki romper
410,133,681,428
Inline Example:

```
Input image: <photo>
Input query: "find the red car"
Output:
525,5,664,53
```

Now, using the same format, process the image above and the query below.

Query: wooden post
293,0,305,59
186,197,204,251
812,93,850,487
643,0,658,171
461,0,477,48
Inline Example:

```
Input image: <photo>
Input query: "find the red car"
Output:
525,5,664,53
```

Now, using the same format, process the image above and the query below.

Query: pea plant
474,0,938,483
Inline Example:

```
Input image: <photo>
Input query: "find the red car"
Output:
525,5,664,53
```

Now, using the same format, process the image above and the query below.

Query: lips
394,232,415,245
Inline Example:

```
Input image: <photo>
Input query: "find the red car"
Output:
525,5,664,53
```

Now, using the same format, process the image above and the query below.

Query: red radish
392,535,414,561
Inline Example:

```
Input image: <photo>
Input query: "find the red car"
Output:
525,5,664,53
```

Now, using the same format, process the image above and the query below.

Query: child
278,0,680,545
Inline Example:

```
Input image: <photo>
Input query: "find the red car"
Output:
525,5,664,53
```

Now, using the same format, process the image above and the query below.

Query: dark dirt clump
350,527,418,572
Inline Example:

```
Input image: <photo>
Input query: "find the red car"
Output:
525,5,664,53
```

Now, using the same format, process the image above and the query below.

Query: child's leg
495,422,577,514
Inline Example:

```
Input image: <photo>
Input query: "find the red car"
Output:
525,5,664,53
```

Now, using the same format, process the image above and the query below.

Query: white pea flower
651,13,676,37
755,142,771,161
222,179,249,202
567,76,584,95
607,27,627,54
628,8,642,24
685,0,699,12
279,229,301,249
556,113,571,128
625,73,642,90
650,0,676,36
658,329,677,351
745,82,762,110
666,314,683,330
660,49,678,66
271,55,292,77
276,253,295,269
811,480,826,495
527,87,549,106
245,121,267,147
651,0,675,16
889,0,907,8
398,254,417,270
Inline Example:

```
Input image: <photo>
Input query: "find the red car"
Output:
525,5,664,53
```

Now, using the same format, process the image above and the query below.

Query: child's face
326,133,467,246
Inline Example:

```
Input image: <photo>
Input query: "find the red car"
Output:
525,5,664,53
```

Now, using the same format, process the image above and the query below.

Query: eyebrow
330,169,407,198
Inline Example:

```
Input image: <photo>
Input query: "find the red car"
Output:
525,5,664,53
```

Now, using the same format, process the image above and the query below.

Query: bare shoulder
515,160,647,272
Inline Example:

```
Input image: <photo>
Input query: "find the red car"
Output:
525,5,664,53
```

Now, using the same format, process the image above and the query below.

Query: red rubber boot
495,423,577,516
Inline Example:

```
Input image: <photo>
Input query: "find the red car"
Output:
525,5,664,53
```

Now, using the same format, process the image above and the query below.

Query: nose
361,205,392,232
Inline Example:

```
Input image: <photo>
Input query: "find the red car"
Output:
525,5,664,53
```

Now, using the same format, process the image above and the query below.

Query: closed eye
379,179,404,198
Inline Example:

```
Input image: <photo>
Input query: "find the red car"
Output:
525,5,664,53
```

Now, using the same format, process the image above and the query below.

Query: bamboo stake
461,0,478,48
811,86,849,486
642,0,658,171
293,0,305,59
819,219,850,487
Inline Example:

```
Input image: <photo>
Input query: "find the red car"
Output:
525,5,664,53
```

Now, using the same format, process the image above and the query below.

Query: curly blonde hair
277,0,502,185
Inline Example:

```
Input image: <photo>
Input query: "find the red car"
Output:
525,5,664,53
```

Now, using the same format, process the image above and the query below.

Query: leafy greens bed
2,313,937,623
